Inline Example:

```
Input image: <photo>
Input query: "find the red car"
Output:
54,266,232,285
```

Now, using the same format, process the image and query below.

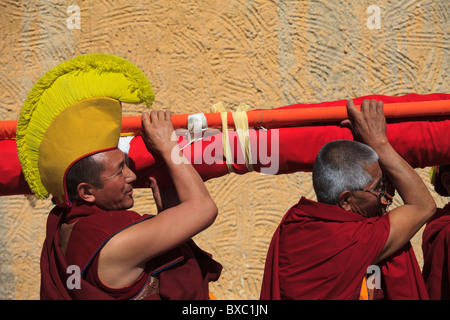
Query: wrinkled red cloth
2,93,450,195
40,202,222,300
260,197,429,300
422,203,450,300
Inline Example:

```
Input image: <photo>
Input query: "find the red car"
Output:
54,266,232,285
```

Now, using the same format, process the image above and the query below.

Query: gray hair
312,140,379,205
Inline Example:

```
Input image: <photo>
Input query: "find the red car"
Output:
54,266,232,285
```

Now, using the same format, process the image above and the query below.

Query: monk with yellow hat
17,54,222,299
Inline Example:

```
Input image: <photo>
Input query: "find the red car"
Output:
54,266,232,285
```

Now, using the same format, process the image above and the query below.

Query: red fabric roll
1,93,449,196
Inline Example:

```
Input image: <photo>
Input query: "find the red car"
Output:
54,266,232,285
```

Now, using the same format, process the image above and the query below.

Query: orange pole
124,99,450,132
0,121,19,140
2,100,449,139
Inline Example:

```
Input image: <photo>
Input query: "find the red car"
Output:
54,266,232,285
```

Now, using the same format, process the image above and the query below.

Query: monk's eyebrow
103,160,125,181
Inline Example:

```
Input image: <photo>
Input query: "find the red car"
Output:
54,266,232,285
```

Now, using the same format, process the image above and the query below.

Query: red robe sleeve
421,204,450,299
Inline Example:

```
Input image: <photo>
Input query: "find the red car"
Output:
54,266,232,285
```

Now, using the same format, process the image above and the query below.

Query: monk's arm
98,110,217,288
343,99,436,263
372,139,435,262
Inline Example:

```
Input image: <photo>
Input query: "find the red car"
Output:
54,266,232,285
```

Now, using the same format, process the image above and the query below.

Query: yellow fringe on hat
430,166,437,186
16,53,154,199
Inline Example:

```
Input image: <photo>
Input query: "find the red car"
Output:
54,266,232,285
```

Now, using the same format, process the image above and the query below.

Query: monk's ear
338,190,353,211
77,182,96,203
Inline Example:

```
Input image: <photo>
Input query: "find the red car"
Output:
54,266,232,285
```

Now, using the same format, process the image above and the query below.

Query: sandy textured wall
0,0,448,299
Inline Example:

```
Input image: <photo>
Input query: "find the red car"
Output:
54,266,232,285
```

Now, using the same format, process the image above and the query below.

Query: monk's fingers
346,98,360,113
152,110,162,122
149,177,163,212
376,100,384,116
363,99,384,118
346,98,357,112
164,110,172,121
141,112,152,131
339,119,353,130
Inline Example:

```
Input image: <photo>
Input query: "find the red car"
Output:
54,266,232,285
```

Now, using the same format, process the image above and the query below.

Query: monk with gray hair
261,98,435,300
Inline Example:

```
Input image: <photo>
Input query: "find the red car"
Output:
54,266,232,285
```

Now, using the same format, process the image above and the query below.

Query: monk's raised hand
340,99,387,148
141,110,178,155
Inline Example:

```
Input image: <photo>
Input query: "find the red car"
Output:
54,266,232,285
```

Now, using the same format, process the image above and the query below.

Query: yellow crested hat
16,53,154,206
430,166,438,186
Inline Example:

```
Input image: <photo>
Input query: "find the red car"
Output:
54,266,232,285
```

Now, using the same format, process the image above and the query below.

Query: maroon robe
40,202,222,299
422,203,450,299
260,197,429,300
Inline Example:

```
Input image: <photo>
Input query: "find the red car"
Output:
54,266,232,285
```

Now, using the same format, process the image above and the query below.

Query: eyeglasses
350,174,393,207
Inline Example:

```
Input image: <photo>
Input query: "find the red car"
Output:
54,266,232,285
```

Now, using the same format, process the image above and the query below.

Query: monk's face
90,149,137,211
346,163,391,218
